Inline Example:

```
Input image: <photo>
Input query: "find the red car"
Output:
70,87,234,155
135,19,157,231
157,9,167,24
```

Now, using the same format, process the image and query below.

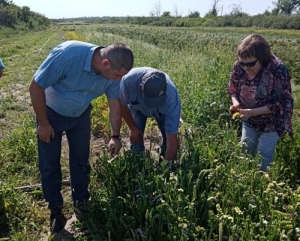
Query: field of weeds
0,24,300,240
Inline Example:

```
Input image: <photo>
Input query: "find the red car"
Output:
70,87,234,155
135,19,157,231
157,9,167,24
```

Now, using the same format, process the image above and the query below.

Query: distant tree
151,0,161,17
263,9,272,15
0,0,49,29
173,4,181,17
162,11,171,17
271,5,280,14
0,0,10,6
205,0,220,17
229,4,247,16
0,7,17,27
188,11,200,18
21,6,31,22
272,0,300,15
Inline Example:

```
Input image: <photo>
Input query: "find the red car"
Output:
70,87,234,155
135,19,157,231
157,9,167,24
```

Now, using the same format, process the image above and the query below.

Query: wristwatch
111,135,121,140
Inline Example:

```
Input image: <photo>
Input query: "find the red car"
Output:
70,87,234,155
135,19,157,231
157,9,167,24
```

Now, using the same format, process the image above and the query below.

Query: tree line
53,0,300,30
55,13,300,30
0,0,50,30
121,0,300,29
2,0,300,30
149,0,300,17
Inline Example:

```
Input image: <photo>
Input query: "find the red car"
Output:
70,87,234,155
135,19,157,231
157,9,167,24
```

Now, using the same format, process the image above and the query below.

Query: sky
11,0,275,19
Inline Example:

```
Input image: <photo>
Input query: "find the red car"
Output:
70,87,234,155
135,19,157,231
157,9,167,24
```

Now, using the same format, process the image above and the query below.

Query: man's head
141,70,167,108
96,43,134,81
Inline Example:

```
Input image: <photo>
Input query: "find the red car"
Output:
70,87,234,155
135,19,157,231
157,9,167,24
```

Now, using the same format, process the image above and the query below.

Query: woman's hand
239,109,253,121
230,96,241,113
230,104,240,113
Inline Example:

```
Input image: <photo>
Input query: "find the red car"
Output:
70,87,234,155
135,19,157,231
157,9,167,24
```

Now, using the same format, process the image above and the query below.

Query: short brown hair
103,43,134,71
237,34,273,67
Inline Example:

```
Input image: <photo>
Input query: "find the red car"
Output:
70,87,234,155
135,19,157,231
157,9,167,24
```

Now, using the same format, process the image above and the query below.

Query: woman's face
238,56,262,76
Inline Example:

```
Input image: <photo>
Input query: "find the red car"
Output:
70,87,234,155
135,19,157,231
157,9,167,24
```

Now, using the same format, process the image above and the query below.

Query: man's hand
108,138,122,155
129,127,143,144
37,123,55,143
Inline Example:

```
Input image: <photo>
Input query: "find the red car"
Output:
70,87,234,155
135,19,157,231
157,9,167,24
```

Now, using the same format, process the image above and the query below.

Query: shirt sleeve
265,60,293,137
266,62,292,113
33,48,67,88
105,81,120,100
119,68,144,106
119,80,130,106
227,63,239,96
164,88,181,134
0,59,5,69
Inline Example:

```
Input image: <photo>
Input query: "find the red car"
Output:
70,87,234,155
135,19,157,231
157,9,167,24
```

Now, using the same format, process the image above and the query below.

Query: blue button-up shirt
33,40,120,117
120,67,181,134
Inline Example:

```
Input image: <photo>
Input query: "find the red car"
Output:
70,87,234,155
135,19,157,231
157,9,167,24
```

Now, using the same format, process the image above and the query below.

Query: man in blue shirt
120,67,181,162
29,40,134,233
0,58,5,78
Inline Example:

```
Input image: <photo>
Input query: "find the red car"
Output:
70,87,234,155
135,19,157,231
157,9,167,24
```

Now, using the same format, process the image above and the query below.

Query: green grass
0,24,300,240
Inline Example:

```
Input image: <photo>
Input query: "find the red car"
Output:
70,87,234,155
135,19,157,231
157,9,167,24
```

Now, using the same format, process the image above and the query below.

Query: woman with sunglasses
228,34,293,172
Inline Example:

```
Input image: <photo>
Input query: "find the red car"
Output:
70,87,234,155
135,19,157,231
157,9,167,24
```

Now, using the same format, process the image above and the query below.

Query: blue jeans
38,105,92,214
241,122,280,172
130,109,166,157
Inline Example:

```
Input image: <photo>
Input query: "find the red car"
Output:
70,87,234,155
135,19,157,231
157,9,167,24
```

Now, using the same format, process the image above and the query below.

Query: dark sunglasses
238,59,258,68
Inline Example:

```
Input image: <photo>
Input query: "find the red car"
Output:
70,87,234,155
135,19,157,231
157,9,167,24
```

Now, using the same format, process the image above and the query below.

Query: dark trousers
37,105,92,214
130,109,167,157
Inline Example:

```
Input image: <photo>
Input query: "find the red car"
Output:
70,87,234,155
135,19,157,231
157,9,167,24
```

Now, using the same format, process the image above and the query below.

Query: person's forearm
109,111,121,135
121,105,138,130
165,146,177,160
251,106,271,116
165,134,178,160
29,80,49,125
231,95,240,106
108,100,122,135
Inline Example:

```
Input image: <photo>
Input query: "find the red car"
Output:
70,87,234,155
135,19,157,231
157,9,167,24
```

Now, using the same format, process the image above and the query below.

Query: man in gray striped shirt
120,67,181,161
